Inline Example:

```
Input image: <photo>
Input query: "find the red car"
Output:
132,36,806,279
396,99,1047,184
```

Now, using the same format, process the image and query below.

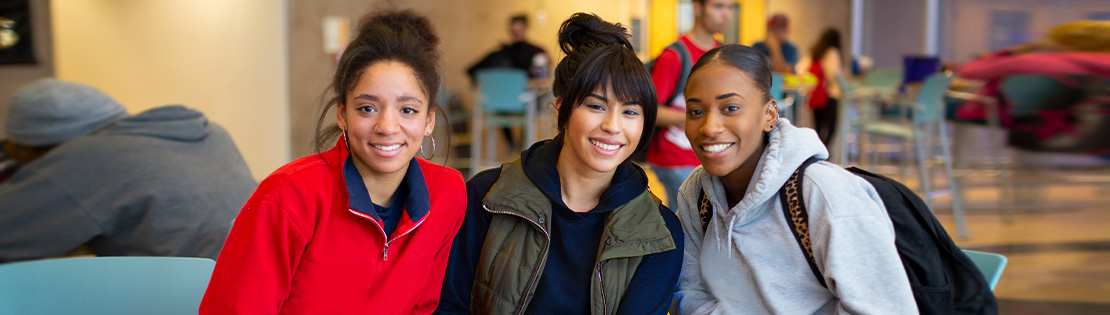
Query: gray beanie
4,78,128,146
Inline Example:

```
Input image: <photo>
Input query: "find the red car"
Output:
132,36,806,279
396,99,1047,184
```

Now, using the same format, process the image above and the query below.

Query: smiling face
559,85,645,175
337,60,435,179
684,61,777,178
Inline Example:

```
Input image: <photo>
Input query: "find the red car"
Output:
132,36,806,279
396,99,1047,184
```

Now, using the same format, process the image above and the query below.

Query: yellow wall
51,0,290,179
648,0,766,58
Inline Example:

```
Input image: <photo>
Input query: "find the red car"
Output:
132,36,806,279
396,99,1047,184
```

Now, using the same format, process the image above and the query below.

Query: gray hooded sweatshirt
0,106,257,262
676,118,917,314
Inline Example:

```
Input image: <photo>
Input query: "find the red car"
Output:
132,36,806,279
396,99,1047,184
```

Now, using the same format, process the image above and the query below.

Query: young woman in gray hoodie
675,44,918,314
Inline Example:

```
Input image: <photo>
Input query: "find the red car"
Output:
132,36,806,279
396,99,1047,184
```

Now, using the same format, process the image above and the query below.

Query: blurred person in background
0,78,257,263
466,14,550,152
438,13,682,315
647,0,732,209
201,9,466,314
806,28,845,147
753,13,799,74
954,20,1110,125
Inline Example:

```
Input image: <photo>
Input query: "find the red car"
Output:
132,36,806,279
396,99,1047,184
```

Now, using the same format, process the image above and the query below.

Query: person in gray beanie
0,78,258,262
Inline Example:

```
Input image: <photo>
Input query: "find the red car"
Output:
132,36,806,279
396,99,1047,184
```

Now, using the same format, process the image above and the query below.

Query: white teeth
590,139,621,151
702,143,733,153
374,144,402,151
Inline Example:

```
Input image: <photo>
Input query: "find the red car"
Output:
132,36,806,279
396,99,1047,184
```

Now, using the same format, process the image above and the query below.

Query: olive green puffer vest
470,160,676,315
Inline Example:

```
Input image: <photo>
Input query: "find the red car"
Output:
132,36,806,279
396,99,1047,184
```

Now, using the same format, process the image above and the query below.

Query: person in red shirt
200,10,467,314
647,0,733,207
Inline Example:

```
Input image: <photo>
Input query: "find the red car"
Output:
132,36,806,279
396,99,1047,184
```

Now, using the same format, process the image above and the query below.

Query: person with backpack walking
675,44,917,314
647,0,733,208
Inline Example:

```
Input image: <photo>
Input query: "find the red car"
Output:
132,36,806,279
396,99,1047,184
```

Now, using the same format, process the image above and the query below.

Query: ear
336,103,348,132
553,97,563,111
424,106,437,136
764,99,779,132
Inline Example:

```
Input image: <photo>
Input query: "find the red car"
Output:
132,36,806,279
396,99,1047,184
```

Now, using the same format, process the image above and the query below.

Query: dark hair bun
557,13,633,56
360,9,440,53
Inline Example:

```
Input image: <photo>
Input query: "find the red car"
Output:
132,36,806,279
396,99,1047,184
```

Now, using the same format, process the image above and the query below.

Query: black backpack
697,157,998,314
644,41,693,107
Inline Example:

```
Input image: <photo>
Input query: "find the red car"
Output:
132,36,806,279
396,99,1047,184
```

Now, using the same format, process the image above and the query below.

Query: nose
600,110,622,135
700,111,724,138
375,111,401,135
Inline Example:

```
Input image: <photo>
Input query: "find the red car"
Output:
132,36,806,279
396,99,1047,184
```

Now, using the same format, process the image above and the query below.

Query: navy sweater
436,138,684,315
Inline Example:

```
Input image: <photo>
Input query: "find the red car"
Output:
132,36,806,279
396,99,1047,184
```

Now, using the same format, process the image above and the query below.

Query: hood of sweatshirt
100,105,210,142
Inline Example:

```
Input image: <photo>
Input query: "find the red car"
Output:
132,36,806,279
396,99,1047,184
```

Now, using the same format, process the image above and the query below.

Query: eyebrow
587,93,609,103
352,94,424,103
716,93,744,100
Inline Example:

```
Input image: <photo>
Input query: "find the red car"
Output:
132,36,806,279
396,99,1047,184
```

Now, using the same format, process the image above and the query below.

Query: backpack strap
665,41,692,106
778,157,827,288
698,190,712,235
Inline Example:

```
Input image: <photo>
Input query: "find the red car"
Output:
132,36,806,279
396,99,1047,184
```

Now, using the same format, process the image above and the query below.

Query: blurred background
2,0,1109,313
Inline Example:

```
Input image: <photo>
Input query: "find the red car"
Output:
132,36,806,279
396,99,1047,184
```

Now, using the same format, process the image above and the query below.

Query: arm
651,50,690,127
804,174,918,315
199,199,310,314
435,170,499,314
413,177,469,314
674,180,727,314
765,36,796,74
615,205,685,315
0,169,101,262
822,49,845,99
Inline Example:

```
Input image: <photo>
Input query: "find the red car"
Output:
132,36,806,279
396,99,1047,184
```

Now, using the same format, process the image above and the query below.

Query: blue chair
963,249,1007,291
0,257,217,314
471,68,532,177
848,73,969,239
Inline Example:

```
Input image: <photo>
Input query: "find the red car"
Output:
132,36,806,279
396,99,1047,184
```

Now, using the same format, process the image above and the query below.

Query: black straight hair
552,13,658,154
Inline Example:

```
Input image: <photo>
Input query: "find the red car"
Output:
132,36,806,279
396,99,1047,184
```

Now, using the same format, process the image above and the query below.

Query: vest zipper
483,204,550,315
596,262,607,315
348,209,427,261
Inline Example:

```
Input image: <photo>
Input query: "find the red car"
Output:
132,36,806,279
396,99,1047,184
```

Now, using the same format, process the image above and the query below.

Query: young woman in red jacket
200,9,466,314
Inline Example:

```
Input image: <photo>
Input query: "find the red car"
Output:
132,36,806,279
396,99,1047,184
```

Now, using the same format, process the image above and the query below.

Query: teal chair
847,73,969,239
471,68,532,177
963,250,1007,291
0,257,216,314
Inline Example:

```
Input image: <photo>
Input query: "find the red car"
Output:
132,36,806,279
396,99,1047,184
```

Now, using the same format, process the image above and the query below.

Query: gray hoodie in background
0,106,257,262
676,118,917,314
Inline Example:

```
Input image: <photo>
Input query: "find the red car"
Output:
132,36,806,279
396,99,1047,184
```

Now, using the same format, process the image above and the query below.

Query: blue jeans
650,165,695,210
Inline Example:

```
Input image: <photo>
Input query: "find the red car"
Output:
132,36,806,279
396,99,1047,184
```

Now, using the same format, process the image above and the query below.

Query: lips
589,139,624,151
373,144,402,151
701,143,734,153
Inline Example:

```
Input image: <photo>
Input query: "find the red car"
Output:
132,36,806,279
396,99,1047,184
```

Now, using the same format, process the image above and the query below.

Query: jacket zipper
596,262,607,315
348,209,427,261
483,203,550,315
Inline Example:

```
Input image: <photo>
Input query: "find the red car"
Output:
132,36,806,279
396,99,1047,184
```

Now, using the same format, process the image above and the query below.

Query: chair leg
914,125,933,211
938,120,969,239
486,126,496,167
470,115,482,179
838,99,851,166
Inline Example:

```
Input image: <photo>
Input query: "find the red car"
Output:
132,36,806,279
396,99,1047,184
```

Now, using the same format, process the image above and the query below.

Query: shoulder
417,159,466,195
677,166,709,198
252,154,338,204
465,167,502,199
800,162,886,220
657,203,685,246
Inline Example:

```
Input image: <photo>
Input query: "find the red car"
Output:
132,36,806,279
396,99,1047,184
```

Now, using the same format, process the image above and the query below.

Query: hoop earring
420,136,436,160
343,131,351,149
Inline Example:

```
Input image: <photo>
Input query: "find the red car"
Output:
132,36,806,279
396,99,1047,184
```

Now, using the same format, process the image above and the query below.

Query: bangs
568,46,658,109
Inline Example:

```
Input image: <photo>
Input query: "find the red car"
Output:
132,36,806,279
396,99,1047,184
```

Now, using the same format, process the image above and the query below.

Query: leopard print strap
698,191,712,235
779,157,828,288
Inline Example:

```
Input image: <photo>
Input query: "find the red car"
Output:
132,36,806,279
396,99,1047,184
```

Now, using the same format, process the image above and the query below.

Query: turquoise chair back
770,73,785,104
1000,75,1069,116
476,68,528,114
0,257,216,314
962,250,1007,291
864,68,903,89
835,73,852,96
913,74,955,123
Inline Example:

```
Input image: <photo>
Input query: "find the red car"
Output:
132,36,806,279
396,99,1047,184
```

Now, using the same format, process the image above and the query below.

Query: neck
352,155,406,208
719,144,767,208
556,145,615,213
687,23,717,50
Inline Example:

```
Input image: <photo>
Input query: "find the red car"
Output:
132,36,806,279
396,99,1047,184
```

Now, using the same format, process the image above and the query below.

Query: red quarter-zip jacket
200,139,466,314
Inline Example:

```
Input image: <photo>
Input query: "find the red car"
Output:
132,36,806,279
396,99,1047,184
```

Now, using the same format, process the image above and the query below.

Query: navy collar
343,155,431,223
520,134,649,216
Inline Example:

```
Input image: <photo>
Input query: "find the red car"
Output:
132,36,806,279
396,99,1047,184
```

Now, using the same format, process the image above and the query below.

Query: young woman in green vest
436,13,683,315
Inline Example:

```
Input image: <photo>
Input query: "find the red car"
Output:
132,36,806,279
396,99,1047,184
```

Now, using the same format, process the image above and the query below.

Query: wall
51,0,290,179
648,0,766,58
862,0,925,69
287,0,640,158
0,0,53,138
